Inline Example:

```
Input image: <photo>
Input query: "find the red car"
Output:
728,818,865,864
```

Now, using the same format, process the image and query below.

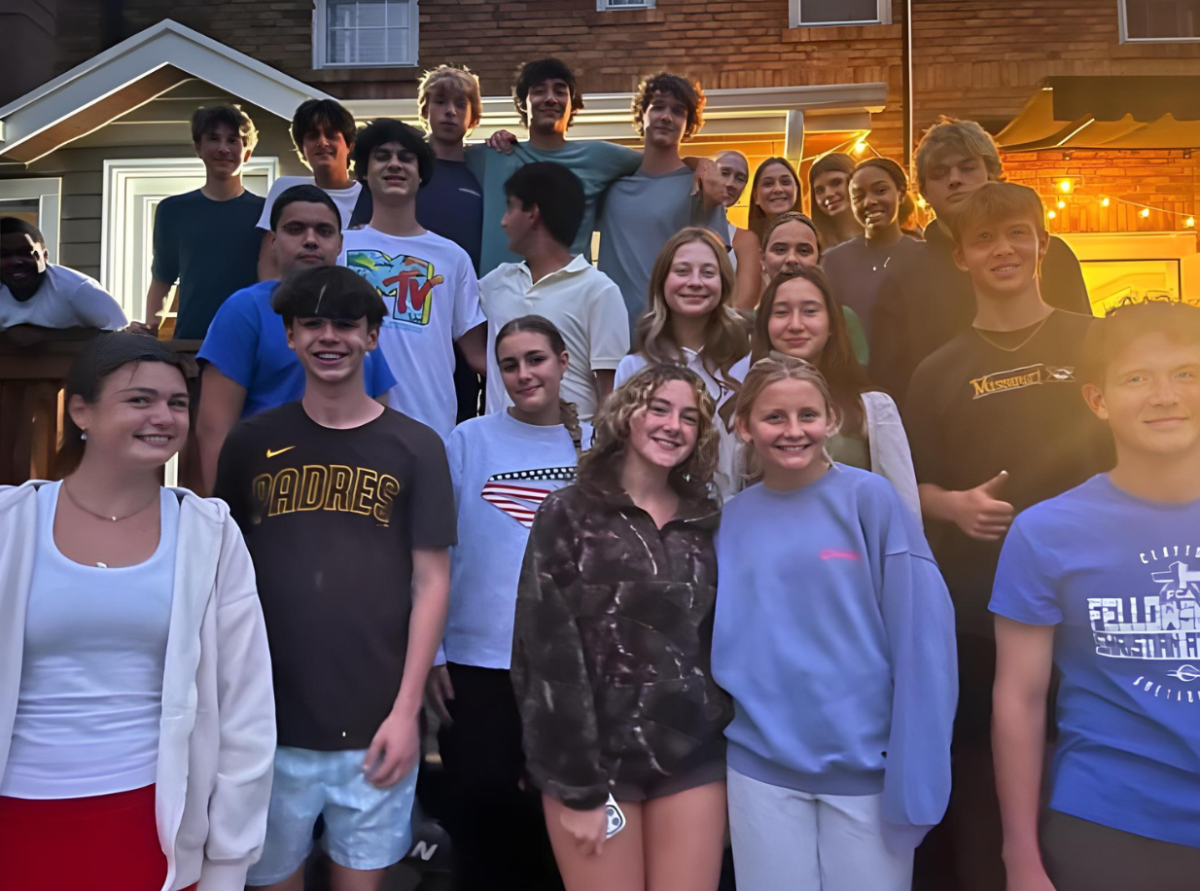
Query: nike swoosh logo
266,447,295,458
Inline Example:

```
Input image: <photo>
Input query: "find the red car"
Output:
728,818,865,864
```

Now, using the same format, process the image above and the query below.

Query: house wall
0,82,303,281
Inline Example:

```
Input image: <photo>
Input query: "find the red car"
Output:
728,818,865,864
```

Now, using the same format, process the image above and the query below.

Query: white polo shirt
479,255,629,423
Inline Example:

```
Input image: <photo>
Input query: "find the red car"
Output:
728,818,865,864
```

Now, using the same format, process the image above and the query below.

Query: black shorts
609,758,727,804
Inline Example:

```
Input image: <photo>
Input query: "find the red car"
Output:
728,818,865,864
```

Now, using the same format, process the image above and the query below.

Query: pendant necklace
62,481,157,523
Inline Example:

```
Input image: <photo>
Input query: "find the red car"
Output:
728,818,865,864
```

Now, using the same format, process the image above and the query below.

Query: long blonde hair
733,354,841,483
632,227,749,393
578,363,719,506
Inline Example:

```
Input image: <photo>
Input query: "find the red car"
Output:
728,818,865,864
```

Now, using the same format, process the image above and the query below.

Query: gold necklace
972,312,1053,353
62,481,157,523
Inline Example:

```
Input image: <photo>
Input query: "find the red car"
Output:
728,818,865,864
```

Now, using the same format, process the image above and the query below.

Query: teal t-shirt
466,140,642,275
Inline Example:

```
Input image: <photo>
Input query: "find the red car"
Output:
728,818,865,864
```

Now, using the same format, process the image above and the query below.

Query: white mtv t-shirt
0,265,127,331
340,226,484,437
257,176,363,231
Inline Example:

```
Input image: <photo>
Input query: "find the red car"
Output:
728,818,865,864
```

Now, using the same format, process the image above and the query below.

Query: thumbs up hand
953,471,1015,541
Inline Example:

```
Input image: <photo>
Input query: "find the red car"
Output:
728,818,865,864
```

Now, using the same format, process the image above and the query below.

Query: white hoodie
0,481,276,891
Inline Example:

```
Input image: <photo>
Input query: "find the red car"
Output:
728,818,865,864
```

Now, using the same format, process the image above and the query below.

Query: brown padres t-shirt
215,401,456,750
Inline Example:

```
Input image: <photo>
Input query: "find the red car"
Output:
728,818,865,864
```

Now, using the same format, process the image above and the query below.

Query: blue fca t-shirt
197,280,397,418
991,474,1200,848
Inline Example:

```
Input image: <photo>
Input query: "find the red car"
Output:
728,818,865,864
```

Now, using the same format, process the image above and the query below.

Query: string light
1188,217,1197,228
1058,179,1073,194
1048,210,1057,219
1101,197,1111,207
1057,200,1067,209
1141,208,1151,218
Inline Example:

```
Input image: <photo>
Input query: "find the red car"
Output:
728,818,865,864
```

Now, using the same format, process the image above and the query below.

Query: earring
80,430,88,441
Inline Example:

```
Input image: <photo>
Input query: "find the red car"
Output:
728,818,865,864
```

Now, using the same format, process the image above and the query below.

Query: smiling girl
734,266,920,516
746,157,804,242
0,333,275,891
512,364,733,891
430,315,589,890
822,159,923,327
809,153,864,249
711,355,957,891
616,227,749,498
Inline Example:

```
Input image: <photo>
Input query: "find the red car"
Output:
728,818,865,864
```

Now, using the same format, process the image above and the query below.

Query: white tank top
0,481,178,799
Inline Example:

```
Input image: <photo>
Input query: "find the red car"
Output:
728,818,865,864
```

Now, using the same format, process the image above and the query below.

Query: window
597,0,655,9
789,0,891,27
1120,0,1200,41
313,0,418,68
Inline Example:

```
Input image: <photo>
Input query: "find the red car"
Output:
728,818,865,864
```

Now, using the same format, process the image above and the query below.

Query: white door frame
100,157,277,318
0,177,62,262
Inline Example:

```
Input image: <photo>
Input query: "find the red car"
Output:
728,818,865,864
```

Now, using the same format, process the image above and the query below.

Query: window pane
356,0,387,28
356,27,385,63
799,0,880,24
328,28,355,64
1125,0,1200,38
328,0,357,28
385,27,411,62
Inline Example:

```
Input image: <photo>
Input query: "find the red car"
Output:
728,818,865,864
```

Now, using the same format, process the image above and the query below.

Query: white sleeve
255,179,285,231
198,512,276,890
70,277,128,330
586,277,631,371
452,254,486,341
614,353,645,389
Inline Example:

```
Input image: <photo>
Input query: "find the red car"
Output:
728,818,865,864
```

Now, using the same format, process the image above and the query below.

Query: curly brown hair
631,72,705,141
577,363,719,506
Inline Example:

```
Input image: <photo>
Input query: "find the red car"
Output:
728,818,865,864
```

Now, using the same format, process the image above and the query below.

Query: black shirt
151,189,264,340
214,401,456,749
869,220,1091,404
904,310,1114,633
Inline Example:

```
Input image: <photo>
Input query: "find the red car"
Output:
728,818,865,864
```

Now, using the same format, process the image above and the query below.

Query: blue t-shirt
991,474,1200,848
416,159,483,273
151,189,264,340
197,280,397,418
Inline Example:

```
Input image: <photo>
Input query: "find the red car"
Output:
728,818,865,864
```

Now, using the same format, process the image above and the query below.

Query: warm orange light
1048,210,1057,220
1058,180,1073,194
1101,197,1111,207
853,140,868,155
1057,200,1066,209
916,196,927,209
1141,208,1151,218
1187,217,1196,228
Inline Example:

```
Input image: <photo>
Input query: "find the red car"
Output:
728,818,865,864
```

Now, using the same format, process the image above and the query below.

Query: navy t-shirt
416,159,483,273
197,280,397,417
151,189,264,339
991,475,1200,848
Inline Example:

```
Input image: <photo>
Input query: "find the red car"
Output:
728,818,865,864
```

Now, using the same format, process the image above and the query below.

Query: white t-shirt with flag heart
340,226,484,437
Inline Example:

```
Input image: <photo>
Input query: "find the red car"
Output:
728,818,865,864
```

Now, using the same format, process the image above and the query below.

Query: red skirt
0,785,197,891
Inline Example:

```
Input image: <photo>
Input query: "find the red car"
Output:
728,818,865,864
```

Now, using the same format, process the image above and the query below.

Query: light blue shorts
246,745,418,884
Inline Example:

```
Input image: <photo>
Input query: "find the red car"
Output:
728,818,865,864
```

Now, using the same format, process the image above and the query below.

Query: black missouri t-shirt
215,401,456,750
904,309,1114,633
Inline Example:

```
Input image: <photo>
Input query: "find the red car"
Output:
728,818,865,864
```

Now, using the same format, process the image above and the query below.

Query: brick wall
1003,149,1200,236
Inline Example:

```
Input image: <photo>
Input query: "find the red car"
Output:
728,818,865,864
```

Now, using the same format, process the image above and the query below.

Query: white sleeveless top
0,481,179,799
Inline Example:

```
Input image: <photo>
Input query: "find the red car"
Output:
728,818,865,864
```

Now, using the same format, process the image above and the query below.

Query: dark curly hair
631,72,705,141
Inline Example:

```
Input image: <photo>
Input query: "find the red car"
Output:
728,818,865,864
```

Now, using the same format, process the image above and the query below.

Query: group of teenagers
1,52,1199,891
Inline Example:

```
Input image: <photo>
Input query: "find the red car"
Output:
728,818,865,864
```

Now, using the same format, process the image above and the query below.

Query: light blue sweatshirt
437,410,592,670
712,465,958,843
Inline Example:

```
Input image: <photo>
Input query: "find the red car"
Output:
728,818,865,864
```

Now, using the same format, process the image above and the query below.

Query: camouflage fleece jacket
511,482,733,811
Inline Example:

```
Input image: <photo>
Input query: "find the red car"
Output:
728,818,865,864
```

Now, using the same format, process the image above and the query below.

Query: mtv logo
346,249,445,326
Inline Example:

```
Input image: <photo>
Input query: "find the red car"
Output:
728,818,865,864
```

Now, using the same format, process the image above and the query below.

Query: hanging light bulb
1187,217,1196,228
1058,179,1073,194
1057,200,1066,209
1141,208,1151,218
1048,210,1057,220
1101,197,1111,207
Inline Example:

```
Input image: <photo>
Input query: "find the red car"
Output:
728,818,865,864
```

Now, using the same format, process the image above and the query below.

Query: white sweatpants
726,766,914,891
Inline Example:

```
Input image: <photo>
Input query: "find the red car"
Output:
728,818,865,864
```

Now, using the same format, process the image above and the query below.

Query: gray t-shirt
597,166,727,333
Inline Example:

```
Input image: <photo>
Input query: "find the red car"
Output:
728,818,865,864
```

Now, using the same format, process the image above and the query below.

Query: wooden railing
0,327,201,486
